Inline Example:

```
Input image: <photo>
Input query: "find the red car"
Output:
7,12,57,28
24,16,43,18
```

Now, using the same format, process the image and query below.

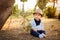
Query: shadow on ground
0,28,60,40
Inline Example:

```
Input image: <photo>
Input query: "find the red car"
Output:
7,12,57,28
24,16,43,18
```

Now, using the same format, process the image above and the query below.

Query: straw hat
33,9,43,16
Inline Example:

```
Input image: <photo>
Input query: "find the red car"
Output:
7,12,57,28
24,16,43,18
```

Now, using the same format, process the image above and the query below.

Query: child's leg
30,29,39,38
37,30,46,34
37,30,46,38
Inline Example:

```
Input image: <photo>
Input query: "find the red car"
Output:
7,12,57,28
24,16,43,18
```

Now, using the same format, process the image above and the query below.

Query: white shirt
30,18,44,30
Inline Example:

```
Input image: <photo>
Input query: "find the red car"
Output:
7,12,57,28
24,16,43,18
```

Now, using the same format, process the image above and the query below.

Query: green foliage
13,4,18,15
26,23,31,32
20,9,34,18
37,0,47,10
13,4,20,17
58,14,60,20
43,7,56,18
20,0,27,2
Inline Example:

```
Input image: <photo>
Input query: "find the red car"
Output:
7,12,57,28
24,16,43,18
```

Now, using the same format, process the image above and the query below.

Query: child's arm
32,28,37,32
30,20,37,32
41,22,44,30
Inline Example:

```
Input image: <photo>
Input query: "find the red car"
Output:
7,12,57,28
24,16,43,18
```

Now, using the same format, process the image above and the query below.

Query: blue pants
30,29,46,38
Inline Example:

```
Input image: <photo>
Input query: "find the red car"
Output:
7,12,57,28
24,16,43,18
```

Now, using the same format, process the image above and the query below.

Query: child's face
33,13,41,20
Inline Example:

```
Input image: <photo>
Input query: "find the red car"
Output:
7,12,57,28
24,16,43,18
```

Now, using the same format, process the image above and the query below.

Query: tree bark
0,0,15,30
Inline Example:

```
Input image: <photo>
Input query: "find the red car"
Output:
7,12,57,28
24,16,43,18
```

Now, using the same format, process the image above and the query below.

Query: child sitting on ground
30,9,46,39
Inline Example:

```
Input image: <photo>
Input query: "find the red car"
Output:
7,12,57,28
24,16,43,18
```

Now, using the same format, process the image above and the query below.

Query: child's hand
32,28,37,32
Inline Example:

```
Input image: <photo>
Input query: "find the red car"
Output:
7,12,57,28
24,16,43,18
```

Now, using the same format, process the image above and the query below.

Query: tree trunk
0,0,15,30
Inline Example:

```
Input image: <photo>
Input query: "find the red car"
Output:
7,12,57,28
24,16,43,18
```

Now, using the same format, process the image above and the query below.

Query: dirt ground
0,17,60,40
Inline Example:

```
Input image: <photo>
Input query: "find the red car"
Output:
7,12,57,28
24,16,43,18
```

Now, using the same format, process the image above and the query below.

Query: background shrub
58,13,60,20
43,7,56,18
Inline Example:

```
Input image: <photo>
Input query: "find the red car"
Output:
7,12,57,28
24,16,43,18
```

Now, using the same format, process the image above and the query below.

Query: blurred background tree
37,0,47,10
34,0,47,10
43,0,58,18
20,0,27,17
